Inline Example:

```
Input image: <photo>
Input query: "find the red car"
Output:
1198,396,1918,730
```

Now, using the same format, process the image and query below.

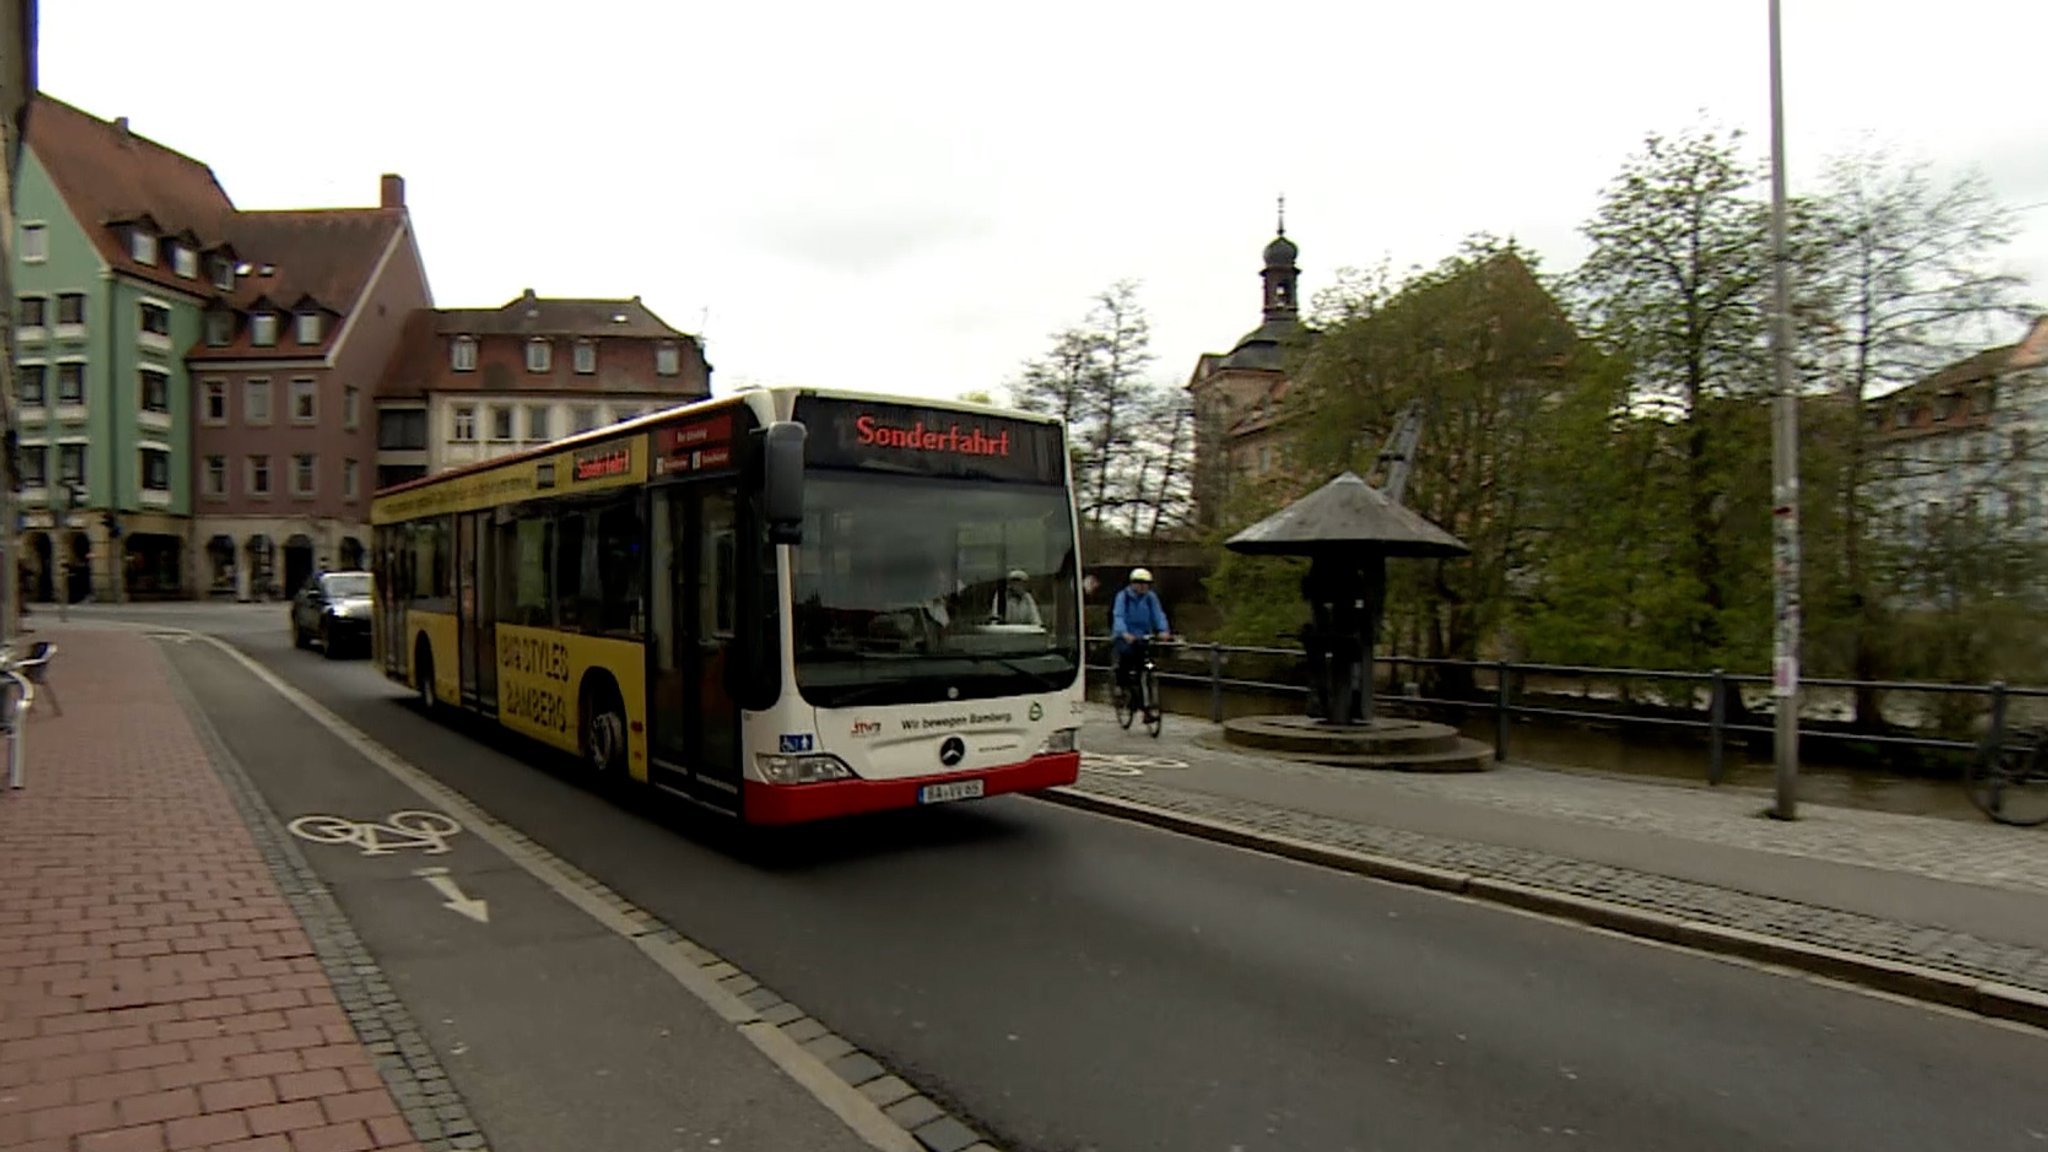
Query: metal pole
1768,0,1802,820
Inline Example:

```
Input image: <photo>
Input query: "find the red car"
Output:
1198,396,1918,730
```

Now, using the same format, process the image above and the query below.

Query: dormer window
296,312,323,345
212,258,235,291
526,338,552,373
451,336,477,371
655,342,680,376
251,312,279,347
130,229,158,265
205,311,233,346
172,245,198,279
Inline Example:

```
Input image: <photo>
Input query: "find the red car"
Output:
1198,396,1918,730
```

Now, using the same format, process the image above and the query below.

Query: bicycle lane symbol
1080,753,1189,778
287,810,463,857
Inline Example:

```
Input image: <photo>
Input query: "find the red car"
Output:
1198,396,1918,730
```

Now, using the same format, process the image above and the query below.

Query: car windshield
324,573,372,598
791,474,1080,708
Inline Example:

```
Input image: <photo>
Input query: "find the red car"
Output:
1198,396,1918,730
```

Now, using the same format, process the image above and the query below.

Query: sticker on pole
1773,656,1798,698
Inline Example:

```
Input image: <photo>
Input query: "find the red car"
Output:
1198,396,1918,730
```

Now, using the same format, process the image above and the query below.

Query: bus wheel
581,679,626,777
414,642,435,713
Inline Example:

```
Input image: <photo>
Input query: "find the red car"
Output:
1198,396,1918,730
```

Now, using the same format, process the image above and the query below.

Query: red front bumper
741,751,1081,825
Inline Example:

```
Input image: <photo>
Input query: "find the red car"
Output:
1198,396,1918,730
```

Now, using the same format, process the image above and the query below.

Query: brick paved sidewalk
1066,710,2048,1000
0,628,424,1152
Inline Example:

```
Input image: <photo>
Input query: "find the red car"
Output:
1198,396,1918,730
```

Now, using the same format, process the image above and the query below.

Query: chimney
380,173,405,209
113,116,130,139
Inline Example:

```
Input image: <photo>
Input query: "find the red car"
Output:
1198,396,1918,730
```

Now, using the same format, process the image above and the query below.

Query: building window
172,245,198,279
526,405,551,442
58,445,85,486
296,312,322,345
336,386,356,431
343,458,359,501
17,364,45,406
139,369,170,413
56,363,85,405
201,379,227,424
130,229,157,265
574,340,596,374
246,378,272,424
452,405,476,441
141,448,171,491
290,378,317,424
251,312,278,346
452,336,477,371
19,223,46,263
16,296,44,328
205,310,233,346
526,339,552,373
572,405,597,434
656,342,680,376
491,405,515,441
56,294,84,327
20,446,45,488
139,302,171,339
249,455,271,496
378,408,427,450
212,258,235,292
613,406,640,424
204,455,227,498
293,453,316,496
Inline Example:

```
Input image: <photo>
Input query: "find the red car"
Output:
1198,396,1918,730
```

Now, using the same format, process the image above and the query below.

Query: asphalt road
124,604,2048,1152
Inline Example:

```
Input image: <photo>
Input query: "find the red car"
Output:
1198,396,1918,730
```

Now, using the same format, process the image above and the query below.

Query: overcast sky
39,1,2048,403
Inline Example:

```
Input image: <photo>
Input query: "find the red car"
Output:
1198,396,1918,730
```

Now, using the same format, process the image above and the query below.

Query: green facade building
14,98,233,601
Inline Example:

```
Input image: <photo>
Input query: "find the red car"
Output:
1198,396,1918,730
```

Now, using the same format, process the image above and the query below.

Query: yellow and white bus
369,387,1084,824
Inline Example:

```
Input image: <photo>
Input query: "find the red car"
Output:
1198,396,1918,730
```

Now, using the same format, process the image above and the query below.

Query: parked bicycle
1965,723,2048,827
1112,637,1166,739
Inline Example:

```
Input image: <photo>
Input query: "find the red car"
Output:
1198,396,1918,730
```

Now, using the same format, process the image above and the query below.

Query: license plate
919,779,985,804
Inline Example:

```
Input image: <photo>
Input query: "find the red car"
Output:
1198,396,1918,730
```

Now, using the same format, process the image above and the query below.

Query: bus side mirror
763,421,806,545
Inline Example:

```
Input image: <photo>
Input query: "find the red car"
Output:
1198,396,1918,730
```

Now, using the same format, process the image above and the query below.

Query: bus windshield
791,473,1080,708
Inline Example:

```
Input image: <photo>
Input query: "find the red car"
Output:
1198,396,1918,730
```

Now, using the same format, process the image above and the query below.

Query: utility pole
1767,0,1801,820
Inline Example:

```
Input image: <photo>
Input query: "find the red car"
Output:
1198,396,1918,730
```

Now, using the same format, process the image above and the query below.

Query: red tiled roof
188,209,404,362
25,94,236,298
433,291,687,339
376,303,708,400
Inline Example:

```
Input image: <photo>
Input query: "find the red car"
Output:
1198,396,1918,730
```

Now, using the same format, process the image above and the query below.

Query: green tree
1569,125,1774,669
1279,237,1584,684
1796,151,2034,723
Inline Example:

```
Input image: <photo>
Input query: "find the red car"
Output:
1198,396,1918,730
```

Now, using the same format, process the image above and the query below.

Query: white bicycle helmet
1129,567,1154,584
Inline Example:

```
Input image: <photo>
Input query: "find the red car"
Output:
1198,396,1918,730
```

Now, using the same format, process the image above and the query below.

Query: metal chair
11,640,56,716
0,670,32,790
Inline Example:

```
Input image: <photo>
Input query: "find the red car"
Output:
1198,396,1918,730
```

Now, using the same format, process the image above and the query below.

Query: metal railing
1083,637,2048,783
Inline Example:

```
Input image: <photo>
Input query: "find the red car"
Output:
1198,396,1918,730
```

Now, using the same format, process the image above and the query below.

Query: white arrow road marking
414,866,490,923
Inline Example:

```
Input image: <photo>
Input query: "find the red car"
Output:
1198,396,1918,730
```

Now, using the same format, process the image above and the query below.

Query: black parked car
290,569,374,658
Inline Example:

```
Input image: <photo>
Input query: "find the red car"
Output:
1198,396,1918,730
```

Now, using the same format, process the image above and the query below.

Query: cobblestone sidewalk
0,628,437,1152
1069,709,2048,999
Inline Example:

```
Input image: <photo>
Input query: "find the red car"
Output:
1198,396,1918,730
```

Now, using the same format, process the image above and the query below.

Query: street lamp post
1768,0,1802,820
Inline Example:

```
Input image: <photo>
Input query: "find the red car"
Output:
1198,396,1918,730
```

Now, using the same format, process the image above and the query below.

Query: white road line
179,630,923,1152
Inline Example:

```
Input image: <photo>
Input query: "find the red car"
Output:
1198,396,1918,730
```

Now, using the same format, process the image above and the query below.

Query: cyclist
1111,567,1171,707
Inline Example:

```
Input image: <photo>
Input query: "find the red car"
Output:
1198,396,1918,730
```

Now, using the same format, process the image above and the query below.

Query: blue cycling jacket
1112,586,1169,640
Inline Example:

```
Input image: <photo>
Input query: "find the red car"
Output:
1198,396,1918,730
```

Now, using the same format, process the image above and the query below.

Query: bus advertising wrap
794,396,1065,485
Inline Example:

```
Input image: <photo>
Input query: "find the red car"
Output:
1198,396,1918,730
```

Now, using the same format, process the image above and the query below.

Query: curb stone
169,627,1010,1152
1036,784,2048,1034
156,636,494,1152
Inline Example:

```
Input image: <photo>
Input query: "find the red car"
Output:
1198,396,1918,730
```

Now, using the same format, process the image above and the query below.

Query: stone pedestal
1221,714,1491,772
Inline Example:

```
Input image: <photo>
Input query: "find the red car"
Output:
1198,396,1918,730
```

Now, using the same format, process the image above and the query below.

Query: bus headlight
1037,728,1078,755
754,753,855,784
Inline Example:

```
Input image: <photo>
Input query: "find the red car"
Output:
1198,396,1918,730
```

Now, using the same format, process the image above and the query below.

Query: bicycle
1111,637,1165,739
1965,723,2048,828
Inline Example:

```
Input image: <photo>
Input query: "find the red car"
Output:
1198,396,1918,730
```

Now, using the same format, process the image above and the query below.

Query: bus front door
649,484,744,812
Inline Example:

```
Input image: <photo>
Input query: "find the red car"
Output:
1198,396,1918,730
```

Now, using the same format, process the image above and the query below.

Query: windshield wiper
974,655,1065,693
